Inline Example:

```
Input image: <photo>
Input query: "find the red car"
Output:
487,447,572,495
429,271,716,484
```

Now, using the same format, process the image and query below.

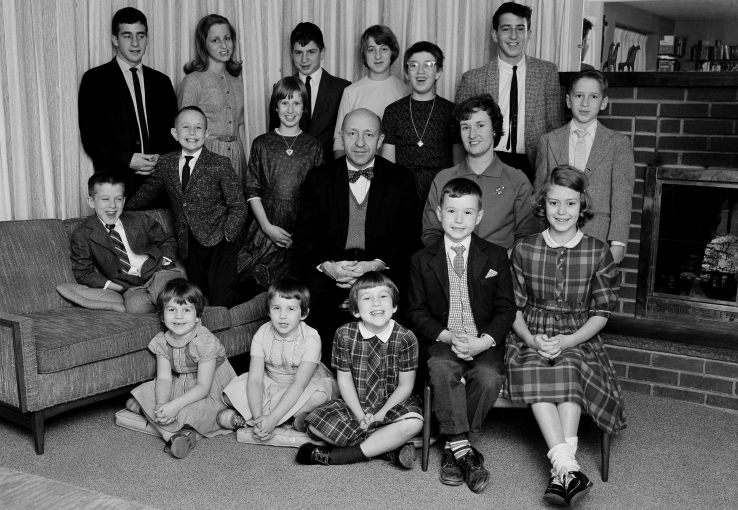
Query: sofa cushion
200,306,231,333
31,309,163,373
230,292,268,327
56,283,126,312
0,219,75,314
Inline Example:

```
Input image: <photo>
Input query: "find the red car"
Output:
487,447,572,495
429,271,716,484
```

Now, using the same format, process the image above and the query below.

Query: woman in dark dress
239,77,324,289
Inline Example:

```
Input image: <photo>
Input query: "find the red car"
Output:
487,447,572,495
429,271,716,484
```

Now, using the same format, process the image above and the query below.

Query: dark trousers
302,269,352,366
426,341,505,436
495,150,534,185
186,231,238,308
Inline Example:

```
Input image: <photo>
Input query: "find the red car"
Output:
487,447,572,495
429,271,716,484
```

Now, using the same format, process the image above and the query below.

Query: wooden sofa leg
422,383,432,472
31,411,46,455
600,430,611,482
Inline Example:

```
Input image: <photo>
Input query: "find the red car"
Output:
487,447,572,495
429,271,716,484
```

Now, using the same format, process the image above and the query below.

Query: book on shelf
690,40,738,62
659,35,686,56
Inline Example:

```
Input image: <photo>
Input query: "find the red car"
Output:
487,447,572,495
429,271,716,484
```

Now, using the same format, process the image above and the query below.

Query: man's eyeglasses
406,61,437,72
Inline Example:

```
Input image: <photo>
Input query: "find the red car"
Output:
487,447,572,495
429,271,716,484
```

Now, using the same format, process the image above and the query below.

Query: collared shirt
443,234,472,269
496,56,527,154
298,67,323,116
542,228,584,249
116,56,148,147
568,120,598,168
359,319,395,343
179,148,203,182
98,216,150,288
346,157,374,204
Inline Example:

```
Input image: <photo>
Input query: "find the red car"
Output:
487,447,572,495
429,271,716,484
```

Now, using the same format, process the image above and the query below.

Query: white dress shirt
116,56,148,146
298,67,323,116
178,148,203,183
346,158,374,204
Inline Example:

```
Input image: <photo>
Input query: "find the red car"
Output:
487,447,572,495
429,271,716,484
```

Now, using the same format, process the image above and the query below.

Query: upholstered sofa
0,210,266,454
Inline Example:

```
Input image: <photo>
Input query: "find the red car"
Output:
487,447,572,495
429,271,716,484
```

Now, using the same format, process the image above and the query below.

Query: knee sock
565,436,579,456
448,439,471,460
328,445,369,465
547,443,580,477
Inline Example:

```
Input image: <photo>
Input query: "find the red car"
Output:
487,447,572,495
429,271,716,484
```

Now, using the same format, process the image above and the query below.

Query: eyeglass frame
406,61,438,72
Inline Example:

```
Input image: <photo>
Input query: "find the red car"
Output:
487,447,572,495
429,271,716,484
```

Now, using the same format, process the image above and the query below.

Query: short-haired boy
407,178,516,493
297,272,423,469
70,172,182,313
381,41,463,205
127,106,247,307
332,25,409,159
533,70,635,263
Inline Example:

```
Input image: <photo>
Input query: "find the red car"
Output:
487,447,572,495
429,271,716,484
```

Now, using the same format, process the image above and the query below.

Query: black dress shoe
296,442,332,465
383,442,416,469
456,449,490,493
439,448,464,486
565,471,593,506
542,475,568,506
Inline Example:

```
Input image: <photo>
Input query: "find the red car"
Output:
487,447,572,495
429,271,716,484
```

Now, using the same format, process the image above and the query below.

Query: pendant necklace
409,96,435,147
276,128,301,156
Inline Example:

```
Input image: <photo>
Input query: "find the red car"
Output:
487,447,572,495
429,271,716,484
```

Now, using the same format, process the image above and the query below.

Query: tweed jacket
269,69,351,160
292,155,419,280
407,234,516,348
455,55,565,166
533,123,635,245
70,211,178,290
126,147,247,259
78,59,179,184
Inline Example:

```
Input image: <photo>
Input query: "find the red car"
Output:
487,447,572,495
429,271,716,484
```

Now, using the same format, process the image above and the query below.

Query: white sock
547,443,580,477
565,436,579,456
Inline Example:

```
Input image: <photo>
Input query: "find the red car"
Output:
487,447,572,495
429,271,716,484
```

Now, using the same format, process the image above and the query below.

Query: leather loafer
167,429,196,459
565,471,593,506
456,448,490,493
383,442,416,469
542,475,568,506
296,442,331,465
440,448,464,486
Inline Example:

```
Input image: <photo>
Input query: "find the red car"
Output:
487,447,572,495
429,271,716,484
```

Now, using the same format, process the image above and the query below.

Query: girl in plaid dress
296,272,423,468
506,166,625,506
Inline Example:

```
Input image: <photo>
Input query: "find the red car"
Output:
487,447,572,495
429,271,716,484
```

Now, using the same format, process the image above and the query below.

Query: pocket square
485,269,498,278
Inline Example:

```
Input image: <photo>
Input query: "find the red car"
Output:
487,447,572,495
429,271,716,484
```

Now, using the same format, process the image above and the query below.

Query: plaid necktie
452,245,465,277
573,128,587,171
106,224,132,273
347,167,374,183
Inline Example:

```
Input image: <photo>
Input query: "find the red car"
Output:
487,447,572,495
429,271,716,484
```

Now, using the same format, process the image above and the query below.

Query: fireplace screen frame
637,165,738,325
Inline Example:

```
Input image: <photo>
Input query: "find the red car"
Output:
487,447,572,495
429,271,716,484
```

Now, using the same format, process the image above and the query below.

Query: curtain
0,0,574,221
613,26,648,72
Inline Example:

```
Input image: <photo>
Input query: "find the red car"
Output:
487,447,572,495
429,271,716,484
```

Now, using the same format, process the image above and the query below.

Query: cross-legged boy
296,272,423,469
407,178,516,493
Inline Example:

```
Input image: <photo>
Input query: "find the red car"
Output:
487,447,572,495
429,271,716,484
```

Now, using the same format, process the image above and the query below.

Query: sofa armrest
0,311,39,412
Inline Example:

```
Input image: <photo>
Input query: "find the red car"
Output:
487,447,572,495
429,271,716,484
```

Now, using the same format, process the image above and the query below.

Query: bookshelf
690,40,738,71
657,35,686,72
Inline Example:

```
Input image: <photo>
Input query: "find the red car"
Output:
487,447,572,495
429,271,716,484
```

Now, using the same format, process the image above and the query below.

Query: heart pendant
286,149,294,156
417,140,424,147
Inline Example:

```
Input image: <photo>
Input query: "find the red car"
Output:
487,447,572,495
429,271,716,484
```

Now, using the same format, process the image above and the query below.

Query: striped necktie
106,224,132,273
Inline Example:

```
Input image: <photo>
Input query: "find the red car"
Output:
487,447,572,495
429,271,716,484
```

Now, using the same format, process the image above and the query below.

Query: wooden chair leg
600,430,611,482
31,411,45,455
422,383,432,472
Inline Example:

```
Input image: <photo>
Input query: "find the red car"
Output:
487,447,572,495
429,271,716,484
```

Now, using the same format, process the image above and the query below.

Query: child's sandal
167,429,196,459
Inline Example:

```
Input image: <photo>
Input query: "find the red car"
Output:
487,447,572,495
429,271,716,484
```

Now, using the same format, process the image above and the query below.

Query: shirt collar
346,157,376,173
97,216,122,229
542,228,584,248
497,55,526,70
116,56,143,73
181,148,203,161
569,119,598,136
359,320,394,343
299,67,323,84
444,234,472,255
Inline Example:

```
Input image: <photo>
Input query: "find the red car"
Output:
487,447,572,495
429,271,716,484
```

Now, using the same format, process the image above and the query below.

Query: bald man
292,108,420,363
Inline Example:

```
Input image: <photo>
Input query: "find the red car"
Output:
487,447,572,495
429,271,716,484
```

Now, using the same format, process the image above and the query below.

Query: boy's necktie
129,67,150,153
106,224,132,273
573,129,587,171
181,156,193,191
304,75,312,129
507,65,518,153
452,245,465,277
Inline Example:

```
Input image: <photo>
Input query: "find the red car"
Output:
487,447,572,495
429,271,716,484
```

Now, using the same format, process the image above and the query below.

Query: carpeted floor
1,391,736,510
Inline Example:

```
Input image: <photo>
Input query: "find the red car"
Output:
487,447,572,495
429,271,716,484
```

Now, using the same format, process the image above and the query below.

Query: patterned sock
565,436,579,456
328,445,369,465
444,441,452,451
449,439,471,460
547,442,580,476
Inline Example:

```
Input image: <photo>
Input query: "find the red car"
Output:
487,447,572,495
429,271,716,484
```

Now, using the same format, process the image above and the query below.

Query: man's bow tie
347,167,374,183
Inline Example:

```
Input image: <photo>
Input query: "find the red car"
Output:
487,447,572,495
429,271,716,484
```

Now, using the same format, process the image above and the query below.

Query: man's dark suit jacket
292,155,419,283
78,58,179,194
407,234,516,350
269,69,350,161
126,147,247,259
70,211,178,290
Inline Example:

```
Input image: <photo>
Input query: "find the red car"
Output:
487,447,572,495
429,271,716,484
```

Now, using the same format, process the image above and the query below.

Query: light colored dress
178,70,246,177
223,322,335,425
130,324,236,440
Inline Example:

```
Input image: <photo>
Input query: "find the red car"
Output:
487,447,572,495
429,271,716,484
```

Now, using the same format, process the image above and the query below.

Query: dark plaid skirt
305,395,423,447
506,331,626,435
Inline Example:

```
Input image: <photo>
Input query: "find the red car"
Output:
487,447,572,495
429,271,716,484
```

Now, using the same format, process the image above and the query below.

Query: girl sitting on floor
219,277,334,439
126,278,237,459
506,166,626,506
